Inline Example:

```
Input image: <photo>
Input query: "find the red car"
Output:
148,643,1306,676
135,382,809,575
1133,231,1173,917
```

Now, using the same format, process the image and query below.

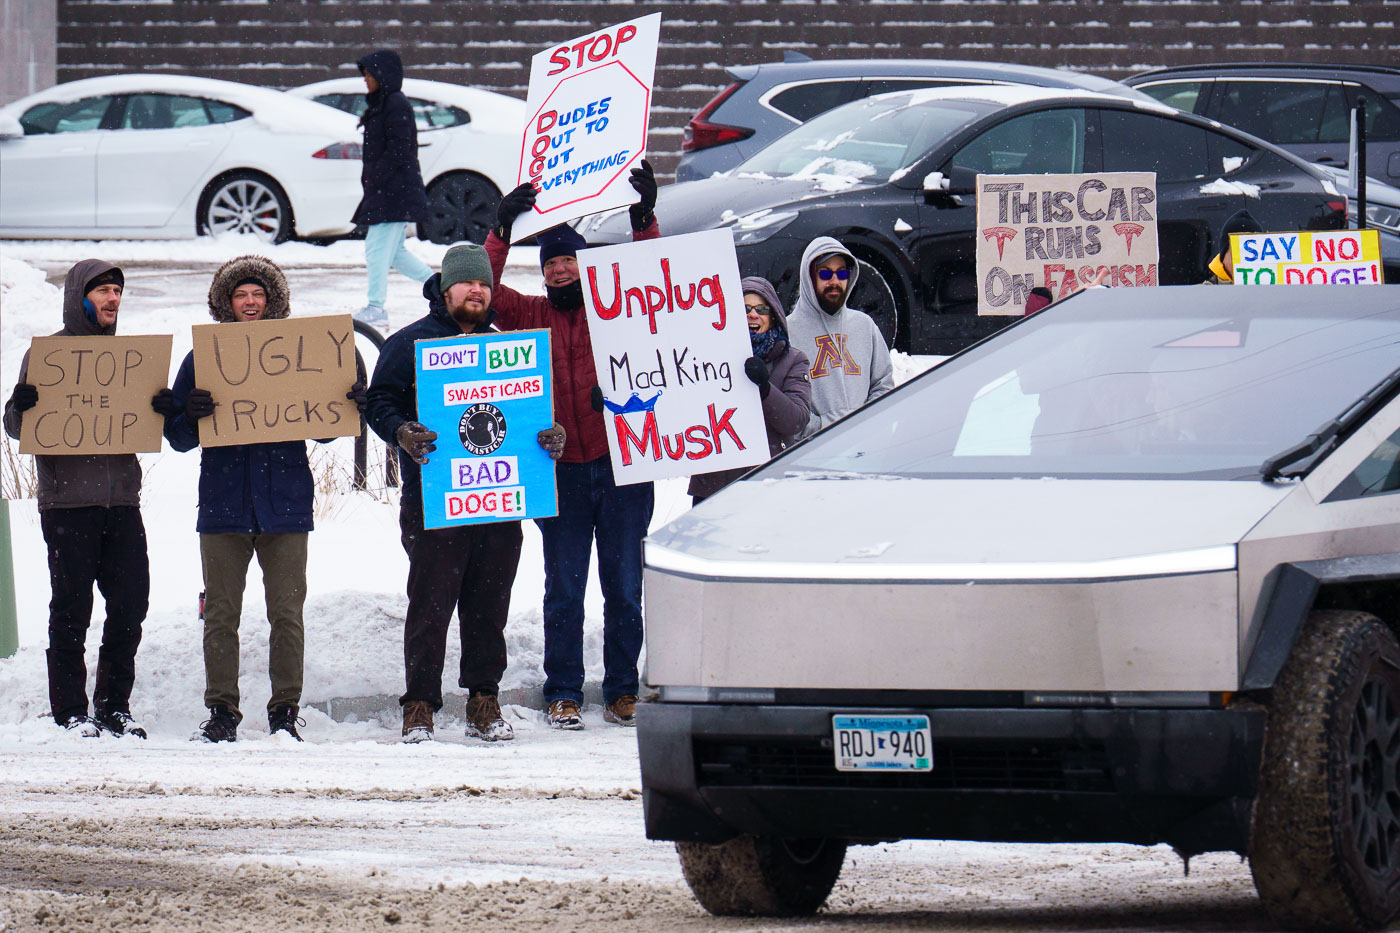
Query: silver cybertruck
639,285,1400,931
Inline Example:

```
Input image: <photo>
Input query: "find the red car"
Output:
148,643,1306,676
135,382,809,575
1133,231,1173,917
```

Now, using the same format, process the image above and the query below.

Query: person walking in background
688,276,811,504
3,260,166,739
162,255,367,744
786,237,894,437
352,49,433,333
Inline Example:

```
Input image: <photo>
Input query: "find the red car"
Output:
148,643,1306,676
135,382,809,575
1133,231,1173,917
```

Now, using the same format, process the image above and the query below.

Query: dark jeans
40,506,149,724
399,492,523,710
536,456,653,705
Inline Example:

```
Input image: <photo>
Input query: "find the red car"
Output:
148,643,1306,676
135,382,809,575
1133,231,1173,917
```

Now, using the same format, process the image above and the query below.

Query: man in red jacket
487,162,659,730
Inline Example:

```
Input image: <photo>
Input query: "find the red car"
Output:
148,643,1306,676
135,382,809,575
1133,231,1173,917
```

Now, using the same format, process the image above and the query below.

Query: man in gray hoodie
785,236,894,436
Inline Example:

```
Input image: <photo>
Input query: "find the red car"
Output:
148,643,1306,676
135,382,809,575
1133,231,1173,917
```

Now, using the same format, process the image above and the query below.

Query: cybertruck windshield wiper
1260,362,1400,482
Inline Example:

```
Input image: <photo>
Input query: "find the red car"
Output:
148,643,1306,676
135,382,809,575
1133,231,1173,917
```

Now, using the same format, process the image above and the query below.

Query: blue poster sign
414,329,556,529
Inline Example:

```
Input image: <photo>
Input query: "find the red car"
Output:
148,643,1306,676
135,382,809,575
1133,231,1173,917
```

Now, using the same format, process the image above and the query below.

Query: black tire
1251,609,1400,932
198,171,293,243
675,835,846,917
848,257,901,351
420,172,500,245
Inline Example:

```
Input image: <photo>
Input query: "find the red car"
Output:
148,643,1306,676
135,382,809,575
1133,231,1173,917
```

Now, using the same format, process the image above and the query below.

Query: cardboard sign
1231,229,1385,285
191,315,358,447
579,229,767,485
512,13,662,243
414,329,556,528
976,172,1159,315
19,335,172,455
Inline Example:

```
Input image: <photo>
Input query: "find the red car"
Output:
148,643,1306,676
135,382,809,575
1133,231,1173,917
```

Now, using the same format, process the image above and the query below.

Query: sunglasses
745,303,774,316
817,268,851,281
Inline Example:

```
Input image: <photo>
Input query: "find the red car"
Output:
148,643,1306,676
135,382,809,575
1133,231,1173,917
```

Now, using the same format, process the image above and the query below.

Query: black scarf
547,280,584,310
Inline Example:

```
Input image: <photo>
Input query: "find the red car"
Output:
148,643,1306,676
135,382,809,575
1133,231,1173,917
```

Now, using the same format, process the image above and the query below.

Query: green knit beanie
440,243,493,293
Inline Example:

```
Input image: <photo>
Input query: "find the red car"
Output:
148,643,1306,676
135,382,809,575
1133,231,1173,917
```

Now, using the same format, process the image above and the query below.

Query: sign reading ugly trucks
976,172,1159,315
1231,229,1385,285
578,228,767,485
414,329,557,529
512,13,662,243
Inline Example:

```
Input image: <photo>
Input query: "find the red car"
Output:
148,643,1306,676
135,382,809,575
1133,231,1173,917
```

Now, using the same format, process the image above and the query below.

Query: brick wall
57,0,1400,180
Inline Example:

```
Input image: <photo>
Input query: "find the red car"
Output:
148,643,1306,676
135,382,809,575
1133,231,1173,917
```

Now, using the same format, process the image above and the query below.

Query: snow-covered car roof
287,77,524,126
0,74,359,138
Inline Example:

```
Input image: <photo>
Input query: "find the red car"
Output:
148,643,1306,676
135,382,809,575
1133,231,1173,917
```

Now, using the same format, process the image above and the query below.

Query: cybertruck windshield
770,286,1400,481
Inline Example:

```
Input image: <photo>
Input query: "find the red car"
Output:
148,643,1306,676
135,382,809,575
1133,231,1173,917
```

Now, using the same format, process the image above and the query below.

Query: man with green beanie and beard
366,243,566,743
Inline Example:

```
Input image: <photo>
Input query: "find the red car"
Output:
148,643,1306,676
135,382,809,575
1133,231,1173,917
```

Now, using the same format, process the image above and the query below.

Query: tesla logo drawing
1114,222,1146,255
459,403,507,456
810,334,861,379
982,226,1019,261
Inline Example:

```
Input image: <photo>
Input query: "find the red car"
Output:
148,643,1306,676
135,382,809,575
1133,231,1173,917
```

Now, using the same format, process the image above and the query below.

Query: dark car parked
676,54,1152,183
583,86,1348,355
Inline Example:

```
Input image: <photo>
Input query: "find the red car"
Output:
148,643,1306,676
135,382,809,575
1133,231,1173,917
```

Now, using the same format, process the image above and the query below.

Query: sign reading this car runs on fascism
511,13,662,243
1230,230,1385,285
976,172,1159,315
413,329,557,529
579,228,768,486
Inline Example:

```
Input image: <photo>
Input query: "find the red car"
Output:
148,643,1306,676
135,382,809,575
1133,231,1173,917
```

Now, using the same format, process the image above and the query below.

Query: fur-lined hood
207,255,290,322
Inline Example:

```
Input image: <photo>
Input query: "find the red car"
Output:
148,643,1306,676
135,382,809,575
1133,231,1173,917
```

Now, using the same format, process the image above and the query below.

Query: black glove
151,388,179,418
537,422,566,460
9,383,37,414
346,381,368,416
185,388,216,421
590,385,604,414
628,159,657,231
495,182,537,240
395,421,438,465
744,356,771,399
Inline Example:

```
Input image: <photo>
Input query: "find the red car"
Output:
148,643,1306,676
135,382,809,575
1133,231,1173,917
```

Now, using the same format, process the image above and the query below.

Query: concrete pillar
1,0,57,106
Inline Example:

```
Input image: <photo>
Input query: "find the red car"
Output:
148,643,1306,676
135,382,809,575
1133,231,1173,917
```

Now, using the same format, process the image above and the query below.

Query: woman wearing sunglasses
688,276,812,505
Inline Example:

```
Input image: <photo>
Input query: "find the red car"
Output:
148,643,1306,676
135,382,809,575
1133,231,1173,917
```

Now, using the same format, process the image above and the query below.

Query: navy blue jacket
165,351,318,535
351,50,429,226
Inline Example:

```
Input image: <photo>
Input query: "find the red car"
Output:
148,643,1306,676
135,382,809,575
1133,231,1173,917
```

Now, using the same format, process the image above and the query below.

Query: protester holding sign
163,256,365,744
1203,211,1263,285
487,166,659,731
3,260,170,738
365,243,566,744
688,277,812,503
788,237,894,437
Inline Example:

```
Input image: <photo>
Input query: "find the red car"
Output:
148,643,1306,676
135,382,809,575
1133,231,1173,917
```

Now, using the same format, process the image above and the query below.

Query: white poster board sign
512,13,662,243
976,172,1159,315
579,229,767,485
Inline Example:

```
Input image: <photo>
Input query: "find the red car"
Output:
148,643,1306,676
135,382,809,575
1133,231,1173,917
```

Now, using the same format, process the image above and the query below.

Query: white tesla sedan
0,74,364,242
287,77,524,244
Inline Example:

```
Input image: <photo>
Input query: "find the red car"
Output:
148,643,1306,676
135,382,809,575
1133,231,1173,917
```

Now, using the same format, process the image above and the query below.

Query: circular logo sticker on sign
459,403,507,455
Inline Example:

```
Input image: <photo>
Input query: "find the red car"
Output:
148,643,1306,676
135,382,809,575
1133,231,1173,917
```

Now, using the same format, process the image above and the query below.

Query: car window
119,94,214,130
767,80,861,122
1100,109,1209,181
204,99,251,124
408,97,470,129
315,92,368,118
1355,90,1400,143
19,96,113,134
1217,80,1348,144
861,78,971,98
1137,80,1209,114
1326,426,1400,501
1206,128,1258,176
952,108,1086,175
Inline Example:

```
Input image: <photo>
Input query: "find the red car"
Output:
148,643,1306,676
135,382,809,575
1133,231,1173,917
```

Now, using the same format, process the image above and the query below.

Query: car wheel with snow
849,257,901,352
421,172,500,245
675,835,846,916
1250,609,1400,933
199,171,293,243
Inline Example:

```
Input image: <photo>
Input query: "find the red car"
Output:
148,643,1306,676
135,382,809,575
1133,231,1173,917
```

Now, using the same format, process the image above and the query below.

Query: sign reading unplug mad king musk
579,228,767,486
414,329,556,529
1231,230,1385,285
976,172,1159,315
511,13,661,243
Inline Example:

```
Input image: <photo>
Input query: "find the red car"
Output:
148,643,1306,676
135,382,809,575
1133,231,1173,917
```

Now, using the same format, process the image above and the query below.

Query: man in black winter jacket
366,244,565,744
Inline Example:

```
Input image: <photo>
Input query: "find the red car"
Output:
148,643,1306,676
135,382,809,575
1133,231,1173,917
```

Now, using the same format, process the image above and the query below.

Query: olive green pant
200,532,307,719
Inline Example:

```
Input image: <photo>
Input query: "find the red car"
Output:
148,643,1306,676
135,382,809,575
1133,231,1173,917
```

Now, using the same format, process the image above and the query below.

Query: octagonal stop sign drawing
521,59,651,219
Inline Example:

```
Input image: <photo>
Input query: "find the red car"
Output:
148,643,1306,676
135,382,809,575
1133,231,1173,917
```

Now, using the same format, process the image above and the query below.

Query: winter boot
355,304,389,332
97,710,148,739
402,700,434,743
61,715,102,738
269,705,305,742
546,699,584,731
603,695,638,727
464,692,514,742
197,705,239,743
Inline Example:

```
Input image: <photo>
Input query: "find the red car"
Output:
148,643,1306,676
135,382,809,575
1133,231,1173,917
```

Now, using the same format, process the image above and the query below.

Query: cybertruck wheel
675,835,846,916
1251,609,1400,932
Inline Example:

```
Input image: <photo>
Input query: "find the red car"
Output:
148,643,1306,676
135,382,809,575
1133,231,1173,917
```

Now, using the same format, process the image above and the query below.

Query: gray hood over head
63,258,124,336
795,235,858,321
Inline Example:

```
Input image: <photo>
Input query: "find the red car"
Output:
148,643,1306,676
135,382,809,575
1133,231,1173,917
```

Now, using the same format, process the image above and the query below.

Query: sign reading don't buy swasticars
191,314,359,447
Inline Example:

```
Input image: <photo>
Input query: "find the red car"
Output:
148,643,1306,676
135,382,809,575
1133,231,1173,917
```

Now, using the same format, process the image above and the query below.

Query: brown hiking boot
464,693,514,742
546,699,585,730
604,695,638,727
402,700,434,743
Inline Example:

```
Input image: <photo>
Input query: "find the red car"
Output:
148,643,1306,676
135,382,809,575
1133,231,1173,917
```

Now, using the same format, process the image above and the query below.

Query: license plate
832,715,933,772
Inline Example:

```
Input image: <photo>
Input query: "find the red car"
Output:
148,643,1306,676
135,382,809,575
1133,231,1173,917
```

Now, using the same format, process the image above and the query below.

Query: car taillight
681,82,754,153
1327,196,1348,215
312,142,362,159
